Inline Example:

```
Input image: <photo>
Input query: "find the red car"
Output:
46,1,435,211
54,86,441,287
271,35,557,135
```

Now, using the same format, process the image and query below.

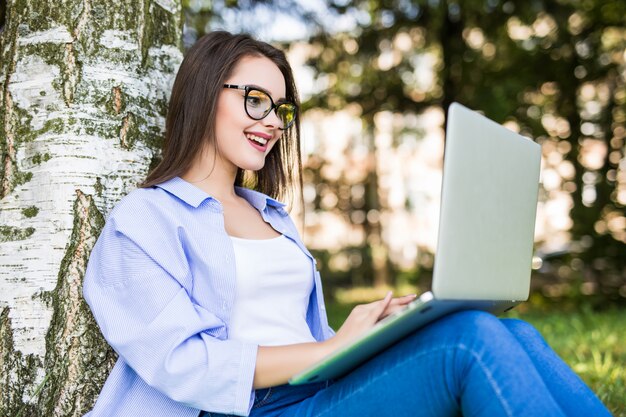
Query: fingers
379,293,417,319
400,293,418,300
375,291,394,320
370,293,415,304
376,294,416,306
392,293,418,305
336,292,417,344
359,292,417,322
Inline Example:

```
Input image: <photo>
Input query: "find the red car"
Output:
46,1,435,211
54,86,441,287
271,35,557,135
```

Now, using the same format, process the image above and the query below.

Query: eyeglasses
223,84,297,130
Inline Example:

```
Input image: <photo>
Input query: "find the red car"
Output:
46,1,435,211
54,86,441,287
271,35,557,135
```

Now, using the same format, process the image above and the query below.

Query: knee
438,310,509,346
501,318,535,334
415,310,525,353
501,318,547,346
432,311,519,373
443,310,503,334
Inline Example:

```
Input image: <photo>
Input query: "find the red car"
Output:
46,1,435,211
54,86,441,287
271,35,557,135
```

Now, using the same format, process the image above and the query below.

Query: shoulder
108,186,169,223
105,186,196,238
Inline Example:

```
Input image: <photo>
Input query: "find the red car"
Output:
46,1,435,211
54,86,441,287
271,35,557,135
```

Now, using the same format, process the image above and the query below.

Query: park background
0,0,624,416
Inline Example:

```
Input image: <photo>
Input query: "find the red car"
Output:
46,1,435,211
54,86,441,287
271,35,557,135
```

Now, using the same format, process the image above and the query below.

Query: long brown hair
142,31,302,204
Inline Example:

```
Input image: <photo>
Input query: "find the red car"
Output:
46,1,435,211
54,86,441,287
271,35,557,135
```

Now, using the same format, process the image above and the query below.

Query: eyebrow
234,83,288,102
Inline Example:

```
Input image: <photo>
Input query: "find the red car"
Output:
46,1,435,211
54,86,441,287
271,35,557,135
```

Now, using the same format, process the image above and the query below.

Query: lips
245,132,272,152
245,133,269,146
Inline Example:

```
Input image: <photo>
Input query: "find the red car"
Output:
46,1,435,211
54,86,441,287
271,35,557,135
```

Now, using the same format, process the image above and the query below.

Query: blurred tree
533,0,626,304
181,0,321,48
302,0,625,303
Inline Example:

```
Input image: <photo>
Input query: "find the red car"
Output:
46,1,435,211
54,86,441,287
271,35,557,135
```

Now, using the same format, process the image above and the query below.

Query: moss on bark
0,225,35,242
38,191,116,417
0,0,183,414
0,308,41,417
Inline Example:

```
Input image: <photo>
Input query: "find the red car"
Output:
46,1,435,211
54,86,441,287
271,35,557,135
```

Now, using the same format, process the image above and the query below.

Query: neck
181,148,239,202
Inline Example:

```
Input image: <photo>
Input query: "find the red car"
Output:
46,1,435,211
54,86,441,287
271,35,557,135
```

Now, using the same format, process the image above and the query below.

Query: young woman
83,31,611,417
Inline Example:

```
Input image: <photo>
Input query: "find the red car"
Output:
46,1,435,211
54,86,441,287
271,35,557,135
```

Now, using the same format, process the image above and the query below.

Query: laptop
289,102,542,385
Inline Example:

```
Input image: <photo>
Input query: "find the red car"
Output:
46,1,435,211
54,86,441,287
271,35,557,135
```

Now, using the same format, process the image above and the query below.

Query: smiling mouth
245,133,271,153
245,133,268,146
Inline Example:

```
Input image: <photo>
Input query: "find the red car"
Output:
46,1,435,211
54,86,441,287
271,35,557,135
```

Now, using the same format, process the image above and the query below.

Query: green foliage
302,0,626,303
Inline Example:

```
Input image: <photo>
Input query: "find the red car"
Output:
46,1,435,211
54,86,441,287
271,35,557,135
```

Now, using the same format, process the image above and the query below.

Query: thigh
257,311,565,417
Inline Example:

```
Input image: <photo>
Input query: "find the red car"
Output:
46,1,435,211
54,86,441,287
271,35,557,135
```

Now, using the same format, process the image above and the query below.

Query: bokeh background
182,1,625,412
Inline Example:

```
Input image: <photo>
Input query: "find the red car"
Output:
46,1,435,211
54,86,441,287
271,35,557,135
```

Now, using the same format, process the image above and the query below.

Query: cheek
214,107,241,143
215,95,243,129
214,107,228,137
266,135,282,154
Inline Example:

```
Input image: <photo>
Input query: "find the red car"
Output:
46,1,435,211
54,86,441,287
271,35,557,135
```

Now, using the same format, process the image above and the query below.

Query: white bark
0,1,183,414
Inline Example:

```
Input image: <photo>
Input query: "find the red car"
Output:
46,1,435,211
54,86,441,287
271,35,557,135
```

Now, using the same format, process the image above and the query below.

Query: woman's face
214,55,287,174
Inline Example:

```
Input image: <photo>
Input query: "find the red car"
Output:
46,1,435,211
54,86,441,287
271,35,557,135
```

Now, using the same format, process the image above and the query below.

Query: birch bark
0,1,182,415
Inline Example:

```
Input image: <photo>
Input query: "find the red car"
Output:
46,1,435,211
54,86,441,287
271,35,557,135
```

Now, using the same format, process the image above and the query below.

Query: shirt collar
154,177,213,208
235,186,286,212
154,177,286,211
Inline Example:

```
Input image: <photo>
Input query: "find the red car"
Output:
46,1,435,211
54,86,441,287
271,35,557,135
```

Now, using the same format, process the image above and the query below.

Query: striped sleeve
83,207,257,415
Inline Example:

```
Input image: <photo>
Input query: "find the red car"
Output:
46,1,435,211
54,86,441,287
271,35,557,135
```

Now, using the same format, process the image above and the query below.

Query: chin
238,159,266,172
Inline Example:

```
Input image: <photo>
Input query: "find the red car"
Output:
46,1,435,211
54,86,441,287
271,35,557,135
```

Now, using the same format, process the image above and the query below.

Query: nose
261,108,283,130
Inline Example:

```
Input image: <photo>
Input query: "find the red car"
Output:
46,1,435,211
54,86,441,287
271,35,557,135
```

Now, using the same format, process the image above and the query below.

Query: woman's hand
379,292,419,319
325,292,417,351
255,292,416,388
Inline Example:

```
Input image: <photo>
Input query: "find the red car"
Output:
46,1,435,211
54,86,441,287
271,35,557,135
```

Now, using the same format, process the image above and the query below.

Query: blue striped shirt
83,177,335,417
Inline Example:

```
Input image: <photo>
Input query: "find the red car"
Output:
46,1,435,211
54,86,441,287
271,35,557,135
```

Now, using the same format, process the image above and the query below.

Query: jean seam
312,345,514,417
456,344,514,417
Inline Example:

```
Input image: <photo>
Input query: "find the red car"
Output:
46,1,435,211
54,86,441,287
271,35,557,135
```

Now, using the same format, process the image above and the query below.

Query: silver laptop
289,102,542,385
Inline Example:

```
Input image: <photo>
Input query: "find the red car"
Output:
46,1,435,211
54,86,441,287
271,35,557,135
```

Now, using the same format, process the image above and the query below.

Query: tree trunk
0,1,182,415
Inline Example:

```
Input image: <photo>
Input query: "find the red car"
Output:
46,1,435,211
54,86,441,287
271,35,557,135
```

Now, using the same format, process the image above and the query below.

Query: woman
83,31,611,417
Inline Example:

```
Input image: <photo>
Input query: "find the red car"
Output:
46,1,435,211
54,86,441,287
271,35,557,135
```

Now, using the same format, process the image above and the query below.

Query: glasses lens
243,87,296,129
245,89,272,119
276,103,296,129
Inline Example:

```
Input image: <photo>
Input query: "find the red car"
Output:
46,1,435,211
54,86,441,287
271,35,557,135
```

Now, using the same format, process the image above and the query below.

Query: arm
83,220,257,415
253,292,417,388
254,340,334,388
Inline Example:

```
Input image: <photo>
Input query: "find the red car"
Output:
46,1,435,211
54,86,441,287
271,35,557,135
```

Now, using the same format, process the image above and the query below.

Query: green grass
326,299,625,416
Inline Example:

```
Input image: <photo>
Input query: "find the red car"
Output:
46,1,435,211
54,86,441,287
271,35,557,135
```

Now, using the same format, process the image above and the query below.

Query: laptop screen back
432,103,542,301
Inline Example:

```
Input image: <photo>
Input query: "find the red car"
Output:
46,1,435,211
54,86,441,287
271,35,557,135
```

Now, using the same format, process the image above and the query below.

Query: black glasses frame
223,84,297,130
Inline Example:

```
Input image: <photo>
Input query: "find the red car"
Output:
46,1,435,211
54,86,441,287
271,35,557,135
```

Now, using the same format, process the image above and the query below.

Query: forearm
253,339,336,389
253,293,415,389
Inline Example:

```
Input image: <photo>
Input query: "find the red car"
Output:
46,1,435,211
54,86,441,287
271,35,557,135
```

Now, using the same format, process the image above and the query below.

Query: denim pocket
252,387,273,409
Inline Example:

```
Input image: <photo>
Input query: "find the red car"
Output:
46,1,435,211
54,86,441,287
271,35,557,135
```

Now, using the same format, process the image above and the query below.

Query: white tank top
228,234,316,346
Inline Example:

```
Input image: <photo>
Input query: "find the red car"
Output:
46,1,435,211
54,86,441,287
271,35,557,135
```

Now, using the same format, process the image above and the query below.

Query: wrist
319,336,340,358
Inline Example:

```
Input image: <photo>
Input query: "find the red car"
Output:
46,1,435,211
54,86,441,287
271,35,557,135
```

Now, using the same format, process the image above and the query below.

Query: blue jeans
202,311,611,417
